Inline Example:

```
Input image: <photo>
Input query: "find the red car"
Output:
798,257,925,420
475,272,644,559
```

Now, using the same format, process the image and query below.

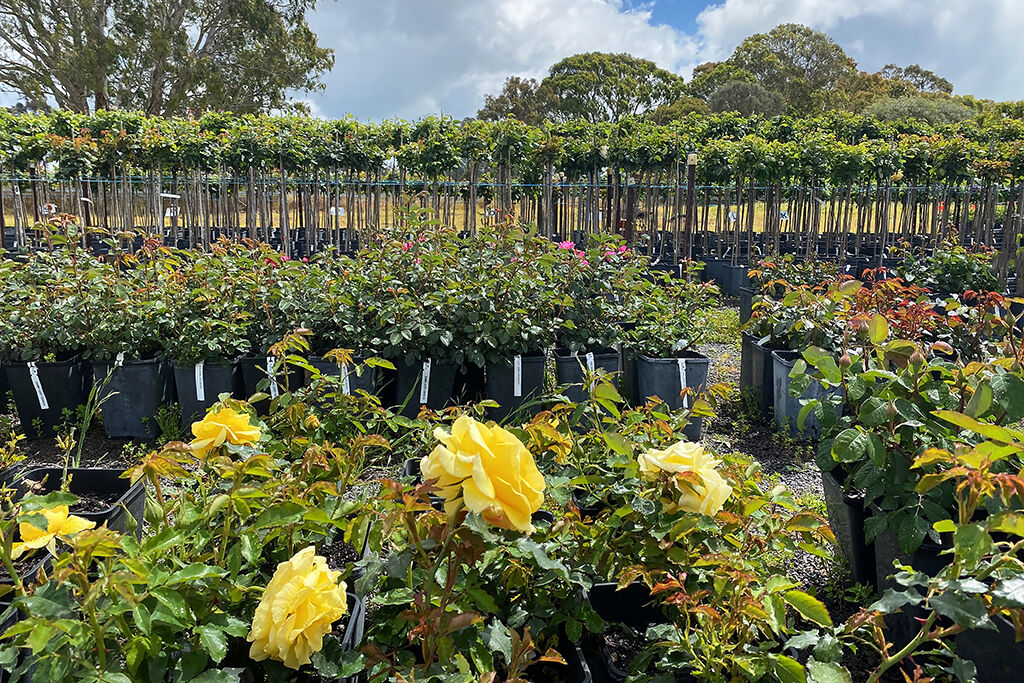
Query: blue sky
298,0,1024,121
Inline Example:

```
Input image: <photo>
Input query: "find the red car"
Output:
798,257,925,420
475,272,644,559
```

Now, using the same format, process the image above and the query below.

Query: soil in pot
585,582,682,683
16,467,145,537
523,642,593,683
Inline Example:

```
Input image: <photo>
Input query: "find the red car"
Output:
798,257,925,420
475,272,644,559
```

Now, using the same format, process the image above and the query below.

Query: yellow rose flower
247,546,349,670
637,441,733,516
12,506,96,559
190,406,262,457
420,415,546,533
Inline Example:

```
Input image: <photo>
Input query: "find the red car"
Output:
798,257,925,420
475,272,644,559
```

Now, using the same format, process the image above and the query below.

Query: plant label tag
195,361,206,402
115,352,125,368
341,362,351,395
586,352,595,373
678,262,683,277
266,356,279,399
677,358,688,409
420,359,432,405
27,362,49,410
513,355,523,397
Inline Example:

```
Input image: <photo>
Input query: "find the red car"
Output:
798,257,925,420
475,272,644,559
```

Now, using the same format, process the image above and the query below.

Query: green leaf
953,523,991,566
831,429,869,464
930,592,991,629
991,373,1024,422
869,588,923,613
784,590,832,627
867,314,888,344
485,621,512,660
602,431,632,457
965,382,993,419
992,578,1024,607
933,410,1020,444
252,502,307,529
197,625,228,663
807,658,852,683
190,671,242,683
166,563,226,585
773,655,807,683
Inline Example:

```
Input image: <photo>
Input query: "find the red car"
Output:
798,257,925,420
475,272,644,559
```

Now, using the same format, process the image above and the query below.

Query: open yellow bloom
12,506,96,559
190,406,261,456
637,441,733,516
247,546,349,670
421,415,546,533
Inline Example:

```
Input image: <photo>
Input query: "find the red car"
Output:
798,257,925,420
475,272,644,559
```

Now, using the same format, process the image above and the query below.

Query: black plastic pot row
0,348,714,440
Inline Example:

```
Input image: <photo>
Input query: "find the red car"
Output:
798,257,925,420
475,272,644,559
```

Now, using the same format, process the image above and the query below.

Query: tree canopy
727,23,857,115
0,0,334,115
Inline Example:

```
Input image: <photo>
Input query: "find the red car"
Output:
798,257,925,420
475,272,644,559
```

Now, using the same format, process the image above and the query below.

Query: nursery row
2,337,1024,682
2,219,1024,680
0,216,719,439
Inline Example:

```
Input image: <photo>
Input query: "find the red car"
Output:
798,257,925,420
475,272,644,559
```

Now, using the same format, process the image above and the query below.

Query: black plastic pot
17,467,145,538
239,355,305,415
719,264,750,296
822,470,875,587
485,353,546,422
585,582,674,683
307,355,376,396
5,358,88,438
92,358,173,438
0,361,9,406
172,360,243,426
956,615,1024,683
526,641,593,683
634,352,709,442
771,351,841,440
701,258,729,286
554,349,620,404
738,286,753,324
739,334,776,419
392,356,459,418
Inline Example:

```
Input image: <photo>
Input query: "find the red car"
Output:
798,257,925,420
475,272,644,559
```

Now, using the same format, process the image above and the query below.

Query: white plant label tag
513,355,523,397
115,352,125,368
28,362,49,410
420,359,432,404
194,361,206,402
678,358,688,409
266,356,279,398
678,263,684,277
585,352,595,374
341,361,351,395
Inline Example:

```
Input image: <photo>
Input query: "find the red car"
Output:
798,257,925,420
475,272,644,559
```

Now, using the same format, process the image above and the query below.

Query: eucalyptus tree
0,0,334,115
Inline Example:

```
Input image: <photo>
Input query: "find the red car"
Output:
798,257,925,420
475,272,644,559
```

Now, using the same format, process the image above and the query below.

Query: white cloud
306,0,699,119
302,0,1024,119
694,0,1024,100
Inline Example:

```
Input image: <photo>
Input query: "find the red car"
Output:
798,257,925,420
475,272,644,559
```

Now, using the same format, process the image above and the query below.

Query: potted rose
0,254,89,438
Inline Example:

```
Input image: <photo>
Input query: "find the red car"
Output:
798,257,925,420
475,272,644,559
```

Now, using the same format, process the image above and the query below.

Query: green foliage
864,96,975,125
727,24,857,114
708,81,786,117
0,0,333,115
541,52,685,124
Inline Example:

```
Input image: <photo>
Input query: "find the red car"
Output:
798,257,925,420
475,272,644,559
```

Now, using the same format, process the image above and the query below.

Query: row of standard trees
3,110,1024,281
